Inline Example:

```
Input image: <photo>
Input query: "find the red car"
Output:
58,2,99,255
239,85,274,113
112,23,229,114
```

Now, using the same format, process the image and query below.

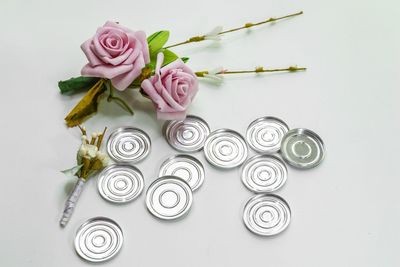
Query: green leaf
181,57,190,63
149,49,179,69
58,76,100,95
162,49,179,66
64,79,107,127
61,164,83,177
147,31,170,56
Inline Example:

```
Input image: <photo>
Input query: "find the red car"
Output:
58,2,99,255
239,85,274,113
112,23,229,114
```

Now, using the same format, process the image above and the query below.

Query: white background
1,0,399,266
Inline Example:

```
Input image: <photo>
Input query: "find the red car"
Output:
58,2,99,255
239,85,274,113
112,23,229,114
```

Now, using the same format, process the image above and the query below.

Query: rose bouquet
58,11,305,127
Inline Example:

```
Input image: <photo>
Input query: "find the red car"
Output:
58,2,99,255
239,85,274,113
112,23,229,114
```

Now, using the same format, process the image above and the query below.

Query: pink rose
81,21,150,90
141,53,199,120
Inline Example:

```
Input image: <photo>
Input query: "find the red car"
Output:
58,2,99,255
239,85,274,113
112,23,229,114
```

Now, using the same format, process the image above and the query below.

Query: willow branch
164,11,303,49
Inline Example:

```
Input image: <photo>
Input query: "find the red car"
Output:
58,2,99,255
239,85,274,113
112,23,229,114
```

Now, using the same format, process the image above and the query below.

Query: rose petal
141,79,169,110
81,63,132,79
101,48,134,66
111,54,145,90
81,39,103,66
121,41,141,65
134,31,150,64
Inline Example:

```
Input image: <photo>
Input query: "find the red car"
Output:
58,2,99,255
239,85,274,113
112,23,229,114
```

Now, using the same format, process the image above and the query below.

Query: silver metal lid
246,116,289,154
107,127,151,163
159,155,204,191
98,164,144,203
74,217,123,262
280,128,325,169
241,155,287,193
146,176,193,220
243,194,291,236
164,115,210,152
204,129,248,168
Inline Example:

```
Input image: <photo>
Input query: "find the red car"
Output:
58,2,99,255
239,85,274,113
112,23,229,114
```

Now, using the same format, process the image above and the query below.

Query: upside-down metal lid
97,164,144,203
246,116,289,154
243,194,291,236
241,155,287,193
159,154,205,191
280,128,325,169
107,127,151,163
204,129,248,168
164,115,210,152
74,217,123,262
146,176,193,220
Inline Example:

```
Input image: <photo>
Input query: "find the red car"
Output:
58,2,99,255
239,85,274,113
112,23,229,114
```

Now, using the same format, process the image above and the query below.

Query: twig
164,11,303,49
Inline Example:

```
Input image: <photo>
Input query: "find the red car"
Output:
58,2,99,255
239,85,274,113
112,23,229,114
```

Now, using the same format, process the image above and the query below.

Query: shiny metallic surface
246,116,289,154
243,194,291,236
107,127,151,163
241,155,287,193
204,129,248,168
74,217,123,262
146,176,193,220
159,155,205,191
164,115,210,152
98,164,144,203
280,128,325,169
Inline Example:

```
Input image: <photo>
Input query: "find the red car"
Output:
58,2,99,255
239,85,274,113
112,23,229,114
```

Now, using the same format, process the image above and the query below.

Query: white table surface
1,0,399,266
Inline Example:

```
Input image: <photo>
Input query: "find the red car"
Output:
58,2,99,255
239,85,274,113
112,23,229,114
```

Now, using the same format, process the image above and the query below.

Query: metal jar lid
246,116,289,154
159,155,205,191
204,129,248,168
280,128,325,169
97,164,144,203
74,217,123,262
164,115,210,152
241,155,287,193
243,194,291,236
107,127,151,163
146,176,193,220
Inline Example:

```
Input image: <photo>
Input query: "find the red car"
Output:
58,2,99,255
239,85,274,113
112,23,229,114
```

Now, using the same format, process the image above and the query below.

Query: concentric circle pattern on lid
74,217,123,262
241,155,287,193
204,129,248,168
243,194,291,236
107,127,151,163
146,176,193,220
159,154,205,191
164,115,210,152
246,116,289,154
280,128,325,169
98,164,144,203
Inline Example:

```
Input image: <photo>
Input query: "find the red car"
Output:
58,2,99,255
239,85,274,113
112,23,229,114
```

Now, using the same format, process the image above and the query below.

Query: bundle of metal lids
74,116,325,262
163,115,325,237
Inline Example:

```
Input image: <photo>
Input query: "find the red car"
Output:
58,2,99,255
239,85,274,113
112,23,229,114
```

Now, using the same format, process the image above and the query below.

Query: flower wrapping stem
59,178,85,227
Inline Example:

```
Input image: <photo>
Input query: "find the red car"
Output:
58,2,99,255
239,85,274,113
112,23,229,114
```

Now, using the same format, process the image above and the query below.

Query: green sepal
181,57,190,63
58,76,100,95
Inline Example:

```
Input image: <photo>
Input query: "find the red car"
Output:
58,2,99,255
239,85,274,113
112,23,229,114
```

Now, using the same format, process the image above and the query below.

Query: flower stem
60,178,85,227
106,81,134,115
195,66,306,77
78,125,86,136
96,127,107,149
164,11,303,49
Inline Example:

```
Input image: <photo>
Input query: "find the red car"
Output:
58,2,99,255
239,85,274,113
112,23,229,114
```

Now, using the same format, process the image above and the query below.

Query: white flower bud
204,26,223,41
100,155,110,166
85,144,98,158
78,146,87,157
